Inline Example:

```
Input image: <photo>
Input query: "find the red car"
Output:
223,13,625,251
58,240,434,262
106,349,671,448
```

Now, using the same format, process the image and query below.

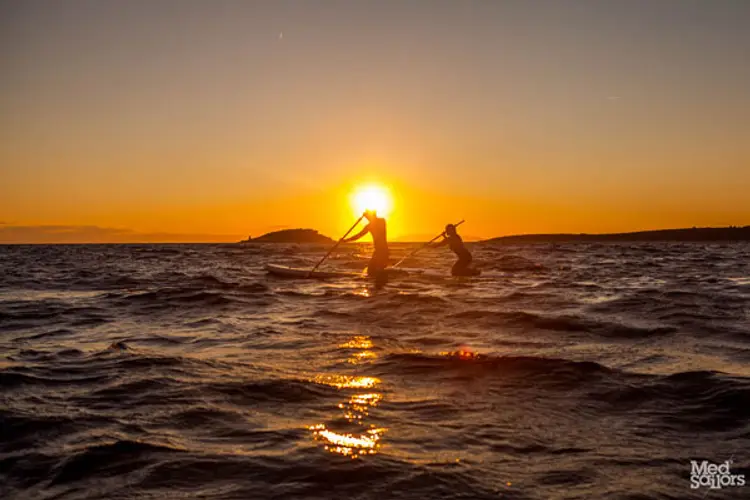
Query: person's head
445,224,457,236
363,210,377,222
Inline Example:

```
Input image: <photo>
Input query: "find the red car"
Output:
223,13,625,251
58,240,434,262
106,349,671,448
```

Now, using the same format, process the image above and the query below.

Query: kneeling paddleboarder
432,223,480,276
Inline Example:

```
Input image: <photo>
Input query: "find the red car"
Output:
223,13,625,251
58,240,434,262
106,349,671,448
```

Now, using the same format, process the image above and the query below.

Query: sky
1,0,749,242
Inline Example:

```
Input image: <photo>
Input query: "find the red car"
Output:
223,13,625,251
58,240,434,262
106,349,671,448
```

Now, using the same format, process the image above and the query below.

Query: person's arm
343,225,370,243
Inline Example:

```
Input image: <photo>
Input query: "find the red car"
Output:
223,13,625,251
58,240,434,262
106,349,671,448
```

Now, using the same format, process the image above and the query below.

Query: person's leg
367,262,384,275
367,251,389,276
452,258,468,276
452,257,479,276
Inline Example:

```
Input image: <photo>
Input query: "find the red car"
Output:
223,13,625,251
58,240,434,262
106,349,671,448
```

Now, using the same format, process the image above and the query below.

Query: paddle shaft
392,220,464,268
309,215,365,275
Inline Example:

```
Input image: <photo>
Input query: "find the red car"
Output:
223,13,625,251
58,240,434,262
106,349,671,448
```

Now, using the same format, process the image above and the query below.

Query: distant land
482,226,750,244
240,228,334,244
239,226,750,245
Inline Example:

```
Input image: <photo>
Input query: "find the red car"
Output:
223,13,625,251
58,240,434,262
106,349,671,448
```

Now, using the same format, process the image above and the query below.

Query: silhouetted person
432,224,480,276
344,210,389,275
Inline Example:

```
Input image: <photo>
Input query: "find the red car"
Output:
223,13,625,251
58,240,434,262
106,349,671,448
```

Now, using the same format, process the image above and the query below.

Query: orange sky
1,2,749,243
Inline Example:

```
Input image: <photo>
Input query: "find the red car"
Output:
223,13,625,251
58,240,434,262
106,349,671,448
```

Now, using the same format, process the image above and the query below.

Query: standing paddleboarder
343,210,389,276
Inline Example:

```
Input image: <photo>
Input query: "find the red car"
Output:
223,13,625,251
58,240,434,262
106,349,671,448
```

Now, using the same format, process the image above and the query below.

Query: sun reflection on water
339,336,373,349
310,335,387,458
340,391,383,420
339,335,377,364
352,287,373,298
348,351,377,363
309,424,386,458
312,374,380,389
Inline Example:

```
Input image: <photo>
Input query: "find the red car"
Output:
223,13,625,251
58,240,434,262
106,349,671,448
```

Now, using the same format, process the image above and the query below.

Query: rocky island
239,228,334,244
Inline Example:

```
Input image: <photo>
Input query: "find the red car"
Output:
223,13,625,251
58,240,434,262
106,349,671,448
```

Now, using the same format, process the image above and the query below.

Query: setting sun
350,184,394,218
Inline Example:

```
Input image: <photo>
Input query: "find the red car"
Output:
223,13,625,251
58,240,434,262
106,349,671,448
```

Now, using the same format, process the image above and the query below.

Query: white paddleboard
265,264,364,279
265,264,470,280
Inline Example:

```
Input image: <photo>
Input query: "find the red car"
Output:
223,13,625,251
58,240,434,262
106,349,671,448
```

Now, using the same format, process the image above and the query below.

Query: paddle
308,214,365,277
392,220,465,269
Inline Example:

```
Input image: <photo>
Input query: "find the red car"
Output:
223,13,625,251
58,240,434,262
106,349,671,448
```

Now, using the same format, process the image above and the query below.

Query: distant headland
482,226,750,244
240,228,334,244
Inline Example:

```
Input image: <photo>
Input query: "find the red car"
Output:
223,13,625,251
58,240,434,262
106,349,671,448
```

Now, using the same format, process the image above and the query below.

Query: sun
350,184,393,218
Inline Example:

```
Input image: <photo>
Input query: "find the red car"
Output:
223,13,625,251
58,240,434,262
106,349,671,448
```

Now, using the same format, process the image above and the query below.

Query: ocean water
1,242,749,500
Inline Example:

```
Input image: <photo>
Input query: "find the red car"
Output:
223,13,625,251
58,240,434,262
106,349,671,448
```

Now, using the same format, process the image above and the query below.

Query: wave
0,301,107,322
206,378,341,405
589,370,750,432
448,309,676,338
375,352,612,385
484,254,546,272
50,440,184,486
16,328,75,341
108,288,237,312
0,369,110,388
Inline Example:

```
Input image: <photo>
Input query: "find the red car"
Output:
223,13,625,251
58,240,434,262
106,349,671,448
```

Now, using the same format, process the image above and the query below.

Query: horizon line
1,224,749,245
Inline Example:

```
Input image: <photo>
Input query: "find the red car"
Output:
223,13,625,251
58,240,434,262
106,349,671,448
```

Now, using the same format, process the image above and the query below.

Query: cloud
0,225,243,244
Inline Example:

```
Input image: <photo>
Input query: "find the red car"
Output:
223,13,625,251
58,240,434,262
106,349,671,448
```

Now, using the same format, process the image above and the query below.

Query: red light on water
456,346,478,360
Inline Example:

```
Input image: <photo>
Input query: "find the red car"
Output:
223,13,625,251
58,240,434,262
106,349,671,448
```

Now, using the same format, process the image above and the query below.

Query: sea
1,242,749,499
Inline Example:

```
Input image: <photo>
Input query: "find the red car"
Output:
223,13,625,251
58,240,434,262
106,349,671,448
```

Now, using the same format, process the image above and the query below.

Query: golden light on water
350,184,393,218
349,392,382,412
312,374,380,389
309,424,386,458
352,287,373,298
310,335,386,459
349,351,377,363
339,335,377,364
310,390,385,457
339,336,373,349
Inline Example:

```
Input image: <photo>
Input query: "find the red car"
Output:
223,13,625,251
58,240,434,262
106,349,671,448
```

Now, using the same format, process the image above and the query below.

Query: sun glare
351,184,393,218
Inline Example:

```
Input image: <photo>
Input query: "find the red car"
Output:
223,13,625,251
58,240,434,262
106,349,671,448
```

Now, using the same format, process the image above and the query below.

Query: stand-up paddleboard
265,263,474,280
266,264,365,279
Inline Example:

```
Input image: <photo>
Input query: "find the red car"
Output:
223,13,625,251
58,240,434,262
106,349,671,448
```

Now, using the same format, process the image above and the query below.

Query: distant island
240,228,334,244
482,226,750,244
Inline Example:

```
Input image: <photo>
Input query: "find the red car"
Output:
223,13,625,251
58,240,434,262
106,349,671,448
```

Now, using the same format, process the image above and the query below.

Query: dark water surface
1,243,749,499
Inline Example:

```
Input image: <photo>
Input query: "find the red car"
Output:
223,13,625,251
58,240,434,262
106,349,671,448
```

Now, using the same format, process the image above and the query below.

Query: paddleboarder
431,223,480,276
343,210,389,275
